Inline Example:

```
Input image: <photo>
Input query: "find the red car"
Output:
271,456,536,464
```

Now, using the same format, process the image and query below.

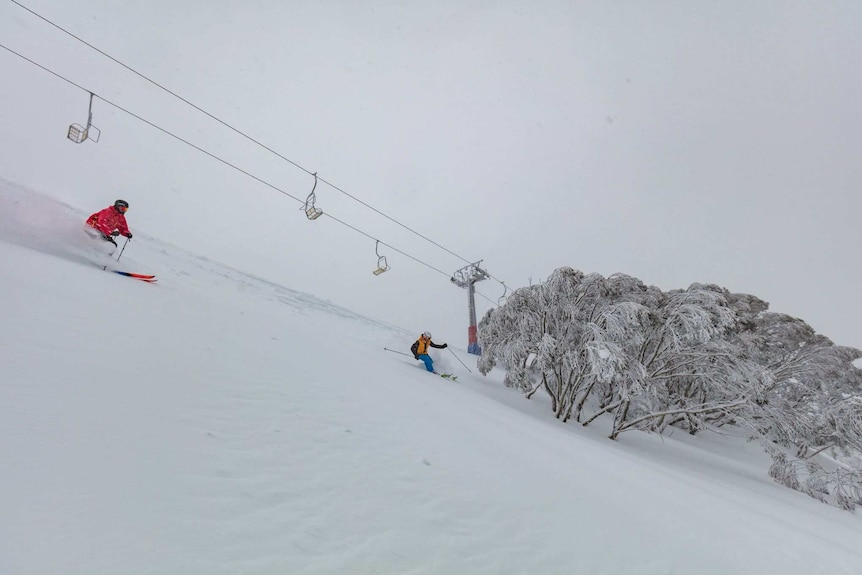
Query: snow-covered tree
478,267,862,510
479,269,650,421
603,283,756,439
478,270,757,437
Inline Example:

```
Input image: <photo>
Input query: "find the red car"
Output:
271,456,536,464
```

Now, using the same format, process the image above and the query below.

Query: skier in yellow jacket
410,331,448,373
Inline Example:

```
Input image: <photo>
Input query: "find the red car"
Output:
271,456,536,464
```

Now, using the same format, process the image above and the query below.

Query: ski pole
448,347,473,373
383,347,414,358
116,237,130,261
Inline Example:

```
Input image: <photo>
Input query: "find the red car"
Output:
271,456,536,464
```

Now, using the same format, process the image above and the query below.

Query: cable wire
9,0,495,272
0,42,456,280
10,0,512,296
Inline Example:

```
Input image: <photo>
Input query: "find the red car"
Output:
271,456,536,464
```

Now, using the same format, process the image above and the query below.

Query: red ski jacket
86,207,130,237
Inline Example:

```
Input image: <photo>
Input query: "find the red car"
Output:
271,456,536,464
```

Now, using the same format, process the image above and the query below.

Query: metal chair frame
67,92,101,144
372,240,390,275
303,172,323,220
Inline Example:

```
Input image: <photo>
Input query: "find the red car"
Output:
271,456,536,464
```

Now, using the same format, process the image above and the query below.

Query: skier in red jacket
85,200,132,247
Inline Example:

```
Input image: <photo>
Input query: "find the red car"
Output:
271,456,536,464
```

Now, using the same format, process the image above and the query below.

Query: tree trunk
609,400,631,440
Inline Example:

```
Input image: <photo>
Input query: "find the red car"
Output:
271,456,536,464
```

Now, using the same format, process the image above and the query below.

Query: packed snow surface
2,182,861,574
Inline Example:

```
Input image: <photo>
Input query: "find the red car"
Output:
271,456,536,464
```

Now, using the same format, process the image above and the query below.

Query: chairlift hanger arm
303,172,323,220
373,239,390,275
498,282,509,305
87,91,95,125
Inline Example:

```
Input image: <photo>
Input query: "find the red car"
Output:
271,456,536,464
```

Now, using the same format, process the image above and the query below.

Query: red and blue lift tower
450,261,489,355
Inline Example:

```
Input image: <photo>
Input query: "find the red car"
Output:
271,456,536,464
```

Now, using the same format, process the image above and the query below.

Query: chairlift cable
9,0,479,266
0,42,454,281
9,0,513,295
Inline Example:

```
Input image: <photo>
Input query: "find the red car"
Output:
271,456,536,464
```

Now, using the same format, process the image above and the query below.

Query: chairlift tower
450,261,489,355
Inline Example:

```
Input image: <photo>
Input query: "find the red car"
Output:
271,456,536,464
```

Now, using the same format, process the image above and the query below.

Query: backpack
410,341,419,358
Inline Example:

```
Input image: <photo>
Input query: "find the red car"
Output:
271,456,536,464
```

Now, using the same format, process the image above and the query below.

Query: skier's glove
441,343,448,348
110,230,120,237
125,233,133,239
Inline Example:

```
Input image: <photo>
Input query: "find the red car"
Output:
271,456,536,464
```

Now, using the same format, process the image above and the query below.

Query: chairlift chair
305,205,323,220
498,282,509,306
67,92,101,144
303,172,323,220
372,240,390,275
67,124,88,143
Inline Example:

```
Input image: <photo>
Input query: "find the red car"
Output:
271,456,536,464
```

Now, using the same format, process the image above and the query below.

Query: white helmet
423,331,432,339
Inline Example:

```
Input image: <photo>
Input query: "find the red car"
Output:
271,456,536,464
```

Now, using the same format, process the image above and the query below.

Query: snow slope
2,182,862,574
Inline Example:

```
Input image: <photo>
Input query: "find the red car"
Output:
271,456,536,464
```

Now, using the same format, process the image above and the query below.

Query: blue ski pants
417,354,434,372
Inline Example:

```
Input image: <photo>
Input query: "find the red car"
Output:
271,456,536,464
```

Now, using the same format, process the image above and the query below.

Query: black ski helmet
114,199,129,210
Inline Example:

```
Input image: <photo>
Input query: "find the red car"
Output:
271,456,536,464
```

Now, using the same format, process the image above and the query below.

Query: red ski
113,271,157,283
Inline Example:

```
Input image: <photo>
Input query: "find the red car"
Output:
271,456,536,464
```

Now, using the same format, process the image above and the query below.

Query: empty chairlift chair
303,172,323,220
372,240,390,275
67,92,101,144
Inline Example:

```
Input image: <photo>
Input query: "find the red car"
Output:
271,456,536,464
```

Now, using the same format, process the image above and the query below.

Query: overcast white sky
1,1,860,350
